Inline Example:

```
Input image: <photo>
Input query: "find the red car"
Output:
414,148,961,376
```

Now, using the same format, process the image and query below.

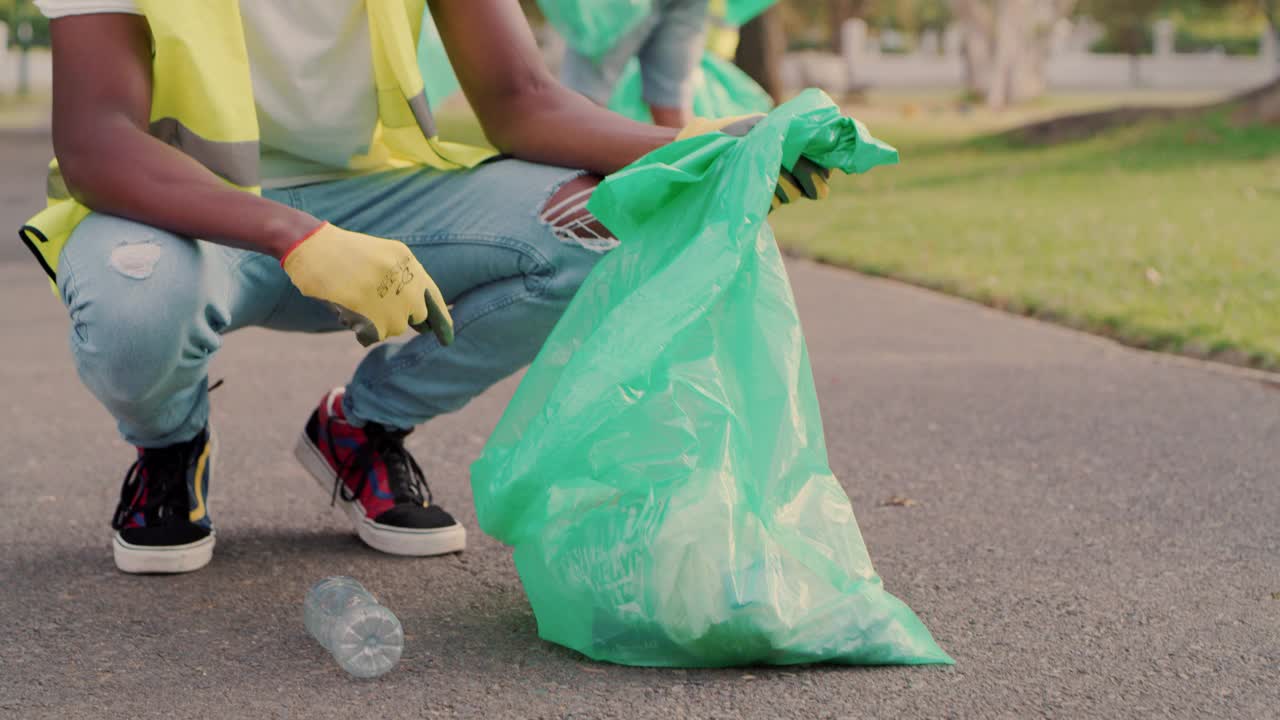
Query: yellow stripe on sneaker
189,436,212,523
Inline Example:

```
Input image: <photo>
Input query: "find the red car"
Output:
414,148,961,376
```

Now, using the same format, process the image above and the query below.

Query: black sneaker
110,427,216,574
294,388,466,556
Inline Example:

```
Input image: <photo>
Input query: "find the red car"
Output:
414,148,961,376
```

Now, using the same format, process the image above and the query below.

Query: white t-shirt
36,0,381,188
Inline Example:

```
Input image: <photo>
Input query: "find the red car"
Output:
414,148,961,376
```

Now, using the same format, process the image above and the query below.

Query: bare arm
50,14,318,258
429,0,678,175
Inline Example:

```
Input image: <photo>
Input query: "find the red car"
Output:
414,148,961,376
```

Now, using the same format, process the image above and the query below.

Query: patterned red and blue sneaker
294,388,465,556
110,427,216,574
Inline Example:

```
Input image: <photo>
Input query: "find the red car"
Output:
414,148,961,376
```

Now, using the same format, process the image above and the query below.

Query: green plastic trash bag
471,89,952,668
417,8,461,106
723,0,775,25
542,0,775,62
538,0,653,59
608,50,774,122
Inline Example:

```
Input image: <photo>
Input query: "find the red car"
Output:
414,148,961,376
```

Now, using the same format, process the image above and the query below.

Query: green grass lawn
771,100,1280,369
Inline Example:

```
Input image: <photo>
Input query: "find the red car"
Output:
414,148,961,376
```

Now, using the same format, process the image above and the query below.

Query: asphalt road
1,131,1277,719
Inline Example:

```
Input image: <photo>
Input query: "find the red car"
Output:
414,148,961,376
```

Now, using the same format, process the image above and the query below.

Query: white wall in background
784,18,1278,94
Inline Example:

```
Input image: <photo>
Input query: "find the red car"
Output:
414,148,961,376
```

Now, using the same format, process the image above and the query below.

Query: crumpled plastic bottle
304,577,404,678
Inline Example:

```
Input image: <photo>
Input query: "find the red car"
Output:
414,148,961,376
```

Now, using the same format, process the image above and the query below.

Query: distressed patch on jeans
539,182,619,254
109,241,163,279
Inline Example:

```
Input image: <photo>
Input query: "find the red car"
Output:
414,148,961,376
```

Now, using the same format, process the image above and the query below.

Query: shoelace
110,444,191,530
324,419,434,508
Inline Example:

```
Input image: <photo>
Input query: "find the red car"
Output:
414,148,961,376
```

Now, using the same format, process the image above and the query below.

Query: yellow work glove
676,114,831,211
281,223,454,347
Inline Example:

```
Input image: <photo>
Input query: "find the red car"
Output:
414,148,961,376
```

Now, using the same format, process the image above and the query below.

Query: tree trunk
952,0,1076,109
985,0,1029,110
960,37,987,97
735,7,786,102
834,1,849,53
960,38,986,97
950,0,993,97
1266,1,1279,67
828,0,870,54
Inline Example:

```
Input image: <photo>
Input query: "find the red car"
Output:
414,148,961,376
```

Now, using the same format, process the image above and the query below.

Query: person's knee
537,174,613,301
61,215,222,403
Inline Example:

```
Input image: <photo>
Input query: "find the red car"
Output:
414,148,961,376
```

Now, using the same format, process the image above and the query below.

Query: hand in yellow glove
676,114,831,212
281,223,454,347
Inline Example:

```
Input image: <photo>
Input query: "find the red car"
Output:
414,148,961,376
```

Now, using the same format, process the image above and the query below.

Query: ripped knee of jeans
539,174,618,253
109,240,164,279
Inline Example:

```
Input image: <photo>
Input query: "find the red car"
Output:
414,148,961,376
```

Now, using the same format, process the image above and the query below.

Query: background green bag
607,50,774,122
426,1,781,114
539,0,775,61
722,0,775,25
538,0,654,59
471,89,952,668
417,9,461,107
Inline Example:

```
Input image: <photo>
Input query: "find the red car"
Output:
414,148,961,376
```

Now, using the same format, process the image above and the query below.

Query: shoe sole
113,532,215,574
293,430,466,557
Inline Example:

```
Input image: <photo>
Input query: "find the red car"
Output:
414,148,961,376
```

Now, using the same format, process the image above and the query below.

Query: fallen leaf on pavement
883,496,918,507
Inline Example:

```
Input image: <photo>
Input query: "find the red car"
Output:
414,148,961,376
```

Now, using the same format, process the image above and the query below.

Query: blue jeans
561,0,709,107
57,160,596,448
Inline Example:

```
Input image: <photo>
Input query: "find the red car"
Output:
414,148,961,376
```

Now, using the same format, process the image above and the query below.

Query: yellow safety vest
706,0,740,61
19,0,494,287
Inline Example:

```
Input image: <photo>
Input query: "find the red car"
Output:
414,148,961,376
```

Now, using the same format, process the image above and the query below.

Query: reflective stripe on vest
149,118,260,188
